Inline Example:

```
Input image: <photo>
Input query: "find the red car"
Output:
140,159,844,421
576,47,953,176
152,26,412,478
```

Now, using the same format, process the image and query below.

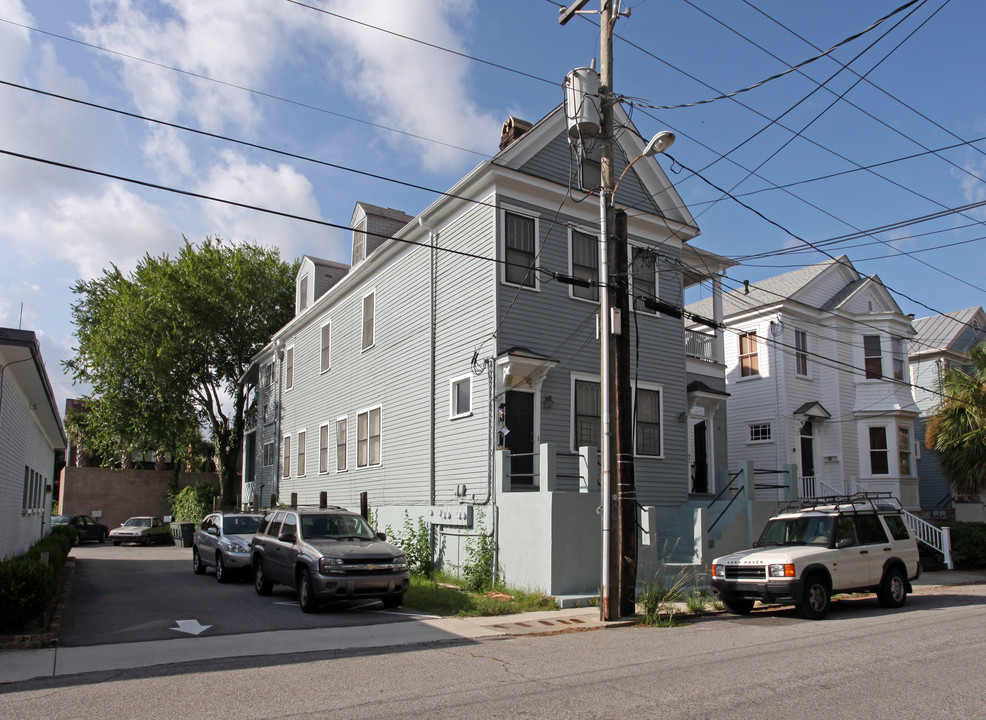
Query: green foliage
462,533,496,592
638,564,696,627
685,591,711,614
24,529,74,570
167,480,218,523
386,512,433,576
925,342,986,495
403,574,557,617
66,237,298,504
0,529,76,633
949,521,986,569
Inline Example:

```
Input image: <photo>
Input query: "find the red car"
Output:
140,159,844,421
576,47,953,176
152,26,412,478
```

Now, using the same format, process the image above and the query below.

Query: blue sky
1,0,983,411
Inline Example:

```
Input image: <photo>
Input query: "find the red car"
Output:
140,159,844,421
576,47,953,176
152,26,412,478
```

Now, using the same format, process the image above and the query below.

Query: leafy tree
67,237,297,505
925,342,986,496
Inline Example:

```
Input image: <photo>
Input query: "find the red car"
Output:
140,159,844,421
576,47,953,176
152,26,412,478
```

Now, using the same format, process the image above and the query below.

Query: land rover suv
711,493,921,620
250,507,410,612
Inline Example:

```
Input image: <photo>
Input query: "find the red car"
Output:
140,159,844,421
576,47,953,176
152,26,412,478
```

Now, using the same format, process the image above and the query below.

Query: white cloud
196,150,343,262
322,0,501,172
0,280,41,329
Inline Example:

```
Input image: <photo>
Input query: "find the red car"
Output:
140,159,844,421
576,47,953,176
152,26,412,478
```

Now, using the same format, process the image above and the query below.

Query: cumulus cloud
322,0,502,172
195,150,344,262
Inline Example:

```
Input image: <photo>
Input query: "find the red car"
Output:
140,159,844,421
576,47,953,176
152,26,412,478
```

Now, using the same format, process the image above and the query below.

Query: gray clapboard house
908,306,986,518
240,103,733,598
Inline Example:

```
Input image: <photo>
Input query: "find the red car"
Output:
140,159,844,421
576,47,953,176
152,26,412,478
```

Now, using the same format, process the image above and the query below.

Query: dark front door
692,421,708,493
503,390,535,486
800,420,816,496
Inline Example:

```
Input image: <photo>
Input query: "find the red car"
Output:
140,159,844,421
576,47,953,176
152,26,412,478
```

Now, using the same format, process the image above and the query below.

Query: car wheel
722,599,754,615
216,554,229,584
381,593,403,609
298,568,318,613
72,533,80,547
254,560,273,596
112,540,121,546
192,547,205,575
797,574,831,620
142,534,150,546
877,567,908,609
99,531,107,544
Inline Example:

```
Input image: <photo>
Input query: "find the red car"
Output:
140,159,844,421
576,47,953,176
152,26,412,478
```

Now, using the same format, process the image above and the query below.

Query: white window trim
738,329,761,380
865,423,891,476
500,205,541,291
356,405,382,469
262,441,274,467
570,372,601,453
320,320,331,374
748,422,773,444
284,345,295,391
794,328,810,378
335,416,348,473
282,434,292,478
567,225,599,304
361,289,376,352
318,422,330,475
449,375,473,419
633,381,664,458
629,242,660,315
296,428,307,477
299,274,309,312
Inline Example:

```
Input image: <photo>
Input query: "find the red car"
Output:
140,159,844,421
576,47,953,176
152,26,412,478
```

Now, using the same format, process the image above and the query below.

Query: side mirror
279,532,297,544
376,532,387,541
837,537,855,549
207,526,219,536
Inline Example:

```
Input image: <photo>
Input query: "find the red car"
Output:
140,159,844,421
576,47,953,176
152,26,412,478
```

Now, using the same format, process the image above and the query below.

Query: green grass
403,573,558,617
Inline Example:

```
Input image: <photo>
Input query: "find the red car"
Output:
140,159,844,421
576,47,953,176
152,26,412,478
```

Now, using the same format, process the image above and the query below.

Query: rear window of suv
884,514,911,541
855,514,889,544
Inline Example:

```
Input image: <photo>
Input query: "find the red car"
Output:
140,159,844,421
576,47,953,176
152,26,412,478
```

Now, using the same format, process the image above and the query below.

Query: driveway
60,543,416,646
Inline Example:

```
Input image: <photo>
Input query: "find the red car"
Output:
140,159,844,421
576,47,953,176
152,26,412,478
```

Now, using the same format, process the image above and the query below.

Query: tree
67,237,297,505
925,341,986,496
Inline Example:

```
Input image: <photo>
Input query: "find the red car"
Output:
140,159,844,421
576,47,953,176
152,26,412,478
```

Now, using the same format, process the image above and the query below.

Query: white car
711,494,921,619
109,516,172,545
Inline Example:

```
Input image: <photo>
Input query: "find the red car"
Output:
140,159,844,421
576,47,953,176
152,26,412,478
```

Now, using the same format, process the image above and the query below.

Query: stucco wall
59,467,219,530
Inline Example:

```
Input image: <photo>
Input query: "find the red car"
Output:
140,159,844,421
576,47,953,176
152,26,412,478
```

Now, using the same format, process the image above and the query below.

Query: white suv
711,494,921,619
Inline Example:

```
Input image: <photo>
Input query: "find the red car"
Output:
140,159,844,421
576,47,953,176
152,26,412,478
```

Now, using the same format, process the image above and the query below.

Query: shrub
386,512,433,576
168,480,218,523
949,521,986,570
0,557,57,632
23,530,73,570
462,533,496,592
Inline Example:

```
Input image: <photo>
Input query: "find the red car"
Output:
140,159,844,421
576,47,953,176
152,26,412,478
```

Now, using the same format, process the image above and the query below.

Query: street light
614,130,675,196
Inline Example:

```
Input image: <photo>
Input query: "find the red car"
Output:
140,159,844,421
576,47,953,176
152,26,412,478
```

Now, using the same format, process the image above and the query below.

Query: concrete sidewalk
2,569,983,686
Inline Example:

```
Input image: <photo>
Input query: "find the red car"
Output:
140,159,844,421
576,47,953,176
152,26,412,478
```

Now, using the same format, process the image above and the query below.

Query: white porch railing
902,509,953,570
685,329,716,362
800,476,843,498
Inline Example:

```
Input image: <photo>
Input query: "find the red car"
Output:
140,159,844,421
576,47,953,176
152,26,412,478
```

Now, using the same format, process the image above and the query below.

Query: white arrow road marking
171,619,212,635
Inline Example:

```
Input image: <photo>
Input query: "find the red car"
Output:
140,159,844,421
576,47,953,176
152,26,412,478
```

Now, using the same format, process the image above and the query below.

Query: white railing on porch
685,329,716,362
902,509,953,570
800,476,843,498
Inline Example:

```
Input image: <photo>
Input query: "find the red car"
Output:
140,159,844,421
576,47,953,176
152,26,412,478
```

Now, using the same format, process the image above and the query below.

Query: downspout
273,339,284,506
419,217,437,507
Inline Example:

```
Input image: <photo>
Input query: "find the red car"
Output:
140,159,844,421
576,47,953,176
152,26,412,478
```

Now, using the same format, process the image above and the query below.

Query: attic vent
500,117,532,150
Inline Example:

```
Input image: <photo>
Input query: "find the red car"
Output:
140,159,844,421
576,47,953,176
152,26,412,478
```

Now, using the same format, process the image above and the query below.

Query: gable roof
0,328,66,448
910,306,986,355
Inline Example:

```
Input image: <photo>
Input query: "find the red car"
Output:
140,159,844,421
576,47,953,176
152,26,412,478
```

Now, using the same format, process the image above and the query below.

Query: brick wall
58,467,221,529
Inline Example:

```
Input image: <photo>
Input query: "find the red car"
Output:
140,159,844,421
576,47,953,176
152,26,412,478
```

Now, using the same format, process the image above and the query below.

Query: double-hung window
739,331,759,377
898,426,912,476
451,376,471,418
863,335,883,379
891,336,905,381
320,322,331,373
869,427,889,475
282,435,291,478
262,442,274,467
635,386,662,456
574,378,601,450
318,424,329,474
504,211,537,287
357,408,381,468
362,292,375,351
795,328,809,376
336,418,348,472
285,346,294,390
299,275,309,312
296,430,306,476
631,246,658,312
570,230,598,301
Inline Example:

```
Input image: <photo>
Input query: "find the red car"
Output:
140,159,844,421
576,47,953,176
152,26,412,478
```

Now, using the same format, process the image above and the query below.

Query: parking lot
60,543,419,646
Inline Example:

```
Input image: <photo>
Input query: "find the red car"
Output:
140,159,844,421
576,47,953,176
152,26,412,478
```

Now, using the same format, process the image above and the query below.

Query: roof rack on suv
770,492,902,517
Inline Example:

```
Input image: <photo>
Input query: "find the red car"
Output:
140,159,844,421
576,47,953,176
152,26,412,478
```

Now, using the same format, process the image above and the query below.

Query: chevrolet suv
251,507,410,612
711,493,921,620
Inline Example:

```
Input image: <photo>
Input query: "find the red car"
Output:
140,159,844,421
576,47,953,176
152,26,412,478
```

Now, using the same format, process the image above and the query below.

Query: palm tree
925,341,986,496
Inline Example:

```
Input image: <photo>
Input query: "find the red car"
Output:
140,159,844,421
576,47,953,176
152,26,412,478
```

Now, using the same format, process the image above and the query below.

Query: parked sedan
52,515,110,544
109,516,172,545
192,512,263,582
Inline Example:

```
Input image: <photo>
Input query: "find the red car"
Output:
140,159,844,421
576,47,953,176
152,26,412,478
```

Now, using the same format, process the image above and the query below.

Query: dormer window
299,275,309,312
353,220,367,265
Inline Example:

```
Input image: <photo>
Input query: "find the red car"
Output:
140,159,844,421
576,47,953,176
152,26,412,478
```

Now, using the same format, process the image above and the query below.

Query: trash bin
170,522,195,547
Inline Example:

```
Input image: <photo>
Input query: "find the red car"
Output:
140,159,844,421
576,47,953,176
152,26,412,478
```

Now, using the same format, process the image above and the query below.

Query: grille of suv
341,557,403,575
725,565,767,580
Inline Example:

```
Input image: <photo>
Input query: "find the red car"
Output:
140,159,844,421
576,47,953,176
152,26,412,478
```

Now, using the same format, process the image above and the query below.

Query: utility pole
560,0,633,622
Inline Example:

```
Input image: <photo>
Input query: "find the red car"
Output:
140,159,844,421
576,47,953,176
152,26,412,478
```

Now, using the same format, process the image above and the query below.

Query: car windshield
51,516,69,525
123,517,151,527
757,515,834,547
224,516,260,535
301,514,375,541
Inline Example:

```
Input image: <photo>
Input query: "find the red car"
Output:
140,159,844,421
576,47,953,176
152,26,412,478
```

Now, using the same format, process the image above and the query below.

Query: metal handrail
707,470,742,509
708,485,745,534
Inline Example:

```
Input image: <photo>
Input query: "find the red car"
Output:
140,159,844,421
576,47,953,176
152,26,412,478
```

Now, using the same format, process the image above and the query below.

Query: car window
856,514,889,545
200,516,213,531
884,515,911,541
280,513,297,539
225,516,260,535
834,515,857,546
124,518,151,527
757,515,832,546
266,512,286,536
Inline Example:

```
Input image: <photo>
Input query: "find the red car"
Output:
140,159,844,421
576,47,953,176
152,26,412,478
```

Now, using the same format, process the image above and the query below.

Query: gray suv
192,512,263,582
251,507,410,612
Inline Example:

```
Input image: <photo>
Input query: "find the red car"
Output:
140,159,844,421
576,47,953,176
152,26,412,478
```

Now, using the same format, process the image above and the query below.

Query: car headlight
392,555,408,569
712,564,725,577
319,557,344,573
768,564,796,578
